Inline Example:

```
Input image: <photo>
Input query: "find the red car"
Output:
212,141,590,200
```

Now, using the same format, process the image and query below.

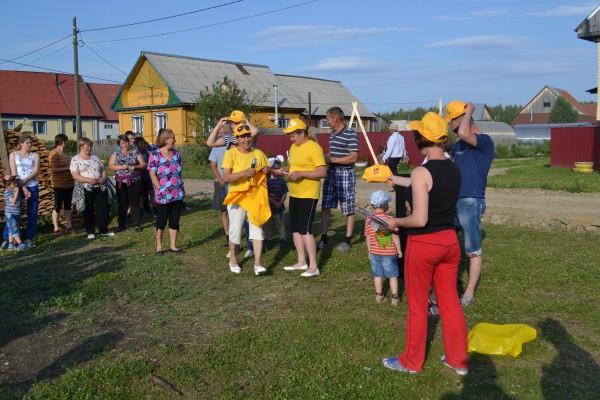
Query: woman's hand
287,171,303,181
244,168,256,178
385,176,394,188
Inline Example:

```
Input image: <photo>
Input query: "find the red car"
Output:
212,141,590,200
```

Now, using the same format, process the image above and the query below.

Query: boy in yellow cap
446,100,494,307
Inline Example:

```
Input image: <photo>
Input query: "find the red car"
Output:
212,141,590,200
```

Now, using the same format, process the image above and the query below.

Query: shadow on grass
0,241,130,390
540,318,600,399
10,331,124,395
440,353,516,399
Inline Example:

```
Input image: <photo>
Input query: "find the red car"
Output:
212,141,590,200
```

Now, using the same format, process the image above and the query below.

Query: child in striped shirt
364,190,402,306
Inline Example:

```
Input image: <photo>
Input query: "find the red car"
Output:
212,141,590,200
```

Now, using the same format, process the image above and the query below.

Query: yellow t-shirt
288,140,326,199
222,147,269,192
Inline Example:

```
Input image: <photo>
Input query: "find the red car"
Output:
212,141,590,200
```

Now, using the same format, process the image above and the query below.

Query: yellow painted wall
123,61,170,108
8,118,96,141
118,107,201,145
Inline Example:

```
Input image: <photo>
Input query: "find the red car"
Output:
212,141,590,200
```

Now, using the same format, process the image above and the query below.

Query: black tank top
405,159,461,235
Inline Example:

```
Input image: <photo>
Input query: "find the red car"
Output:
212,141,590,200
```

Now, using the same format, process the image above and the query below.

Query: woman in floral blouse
148,128,185,254
108,134,147,233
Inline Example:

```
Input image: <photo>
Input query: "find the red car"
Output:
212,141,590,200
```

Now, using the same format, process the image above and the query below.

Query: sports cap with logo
282,118,307,134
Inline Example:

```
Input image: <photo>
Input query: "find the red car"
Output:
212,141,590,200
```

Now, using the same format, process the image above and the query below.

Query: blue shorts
5,213,20,238
322,168,356,215
370,254,399,278
456,197,486,257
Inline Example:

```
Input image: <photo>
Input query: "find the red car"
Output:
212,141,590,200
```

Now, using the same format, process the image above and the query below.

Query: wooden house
111,51,375,144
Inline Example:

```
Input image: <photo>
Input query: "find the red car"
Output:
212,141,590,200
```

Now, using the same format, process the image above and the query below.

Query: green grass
489,157,600,192
1,199,599,399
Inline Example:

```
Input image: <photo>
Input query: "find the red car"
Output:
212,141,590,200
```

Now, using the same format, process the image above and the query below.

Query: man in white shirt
382,122,407,176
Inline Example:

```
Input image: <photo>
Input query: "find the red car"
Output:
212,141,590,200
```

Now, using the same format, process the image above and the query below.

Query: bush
494,143,550,159
180,142,211,166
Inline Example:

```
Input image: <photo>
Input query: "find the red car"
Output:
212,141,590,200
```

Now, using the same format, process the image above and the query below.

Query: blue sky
1,0,598,113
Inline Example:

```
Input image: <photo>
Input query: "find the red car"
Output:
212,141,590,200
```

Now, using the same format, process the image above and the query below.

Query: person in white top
382,122,407,176
2,132,40,249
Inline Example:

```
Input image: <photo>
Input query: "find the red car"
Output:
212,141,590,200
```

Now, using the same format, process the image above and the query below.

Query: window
104,124,113,129
350,122,357,130
2,120,15,130
543,102,551,108
320,119,330,129
33,121,47,135
278,117,289,128
155,112,168,133
132,114,144,133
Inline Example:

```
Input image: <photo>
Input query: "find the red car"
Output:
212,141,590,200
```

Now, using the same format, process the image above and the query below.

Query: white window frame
2,120,15,130
132,114,144,134
320,118,330,129
33,121,47,135
155,112,168,133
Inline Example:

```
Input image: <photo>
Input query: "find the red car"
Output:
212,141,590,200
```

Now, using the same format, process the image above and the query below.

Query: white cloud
425,35,522,49
470,9,509,18
533,4,597,17
295,56,388,73
247,25,412,51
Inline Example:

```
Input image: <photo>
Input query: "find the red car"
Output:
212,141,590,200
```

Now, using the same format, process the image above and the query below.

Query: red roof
86,83,121,121
0,70,101,118
512,113,596,125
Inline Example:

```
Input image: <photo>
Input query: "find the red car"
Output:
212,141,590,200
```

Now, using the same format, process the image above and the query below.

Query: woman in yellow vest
276,119,327,277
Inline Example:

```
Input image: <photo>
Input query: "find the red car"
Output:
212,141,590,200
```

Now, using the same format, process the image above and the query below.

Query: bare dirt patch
185,177,600,233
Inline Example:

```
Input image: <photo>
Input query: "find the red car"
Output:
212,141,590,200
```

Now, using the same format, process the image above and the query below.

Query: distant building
0,70,120,140
512,86,596,125
575,4,600,121
111,51,375,144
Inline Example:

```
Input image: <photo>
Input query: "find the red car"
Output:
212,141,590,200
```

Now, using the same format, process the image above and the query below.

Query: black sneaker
279,239,287,249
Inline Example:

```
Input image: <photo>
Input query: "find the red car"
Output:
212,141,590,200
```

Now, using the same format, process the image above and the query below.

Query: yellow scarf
223,171,272,227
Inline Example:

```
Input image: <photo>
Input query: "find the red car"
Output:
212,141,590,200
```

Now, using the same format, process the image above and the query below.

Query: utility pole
73,17,82,139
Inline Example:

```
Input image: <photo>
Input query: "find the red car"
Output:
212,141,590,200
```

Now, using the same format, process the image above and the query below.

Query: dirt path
185,173,600,232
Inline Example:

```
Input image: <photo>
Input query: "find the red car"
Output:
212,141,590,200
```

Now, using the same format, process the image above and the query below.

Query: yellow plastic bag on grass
468,323,537,358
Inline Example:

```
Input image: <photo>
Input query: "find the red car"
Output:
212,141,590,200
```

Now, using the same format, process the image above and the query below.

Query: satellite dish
23,117,29,123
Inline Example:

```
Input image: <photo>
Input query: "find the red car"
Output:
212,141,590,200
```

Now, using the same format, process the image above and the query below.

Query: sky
1,0,599,114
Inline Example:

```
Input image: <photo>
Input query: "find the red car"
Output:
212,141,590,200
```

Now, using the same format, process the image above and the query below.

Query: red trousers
398,230,468,371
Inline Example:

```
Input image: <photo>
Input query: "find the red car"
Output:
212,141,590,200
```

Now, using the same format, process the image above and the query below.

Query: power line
81,38,128,76
15,43,71,71
0,34,71,66
86,0,318,44
80,0,244,32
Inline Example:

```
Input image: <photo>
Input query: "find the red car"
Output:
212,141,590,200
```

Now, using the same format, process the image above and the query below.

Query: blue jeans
370,254,399,278
455,197,486,257
3,185,39,242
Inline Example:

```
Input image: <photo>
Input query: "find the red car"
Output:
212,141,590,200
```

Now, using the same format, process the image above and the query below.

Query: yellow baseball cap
228,110,245,123
445,100,467,122
408,112,449,143
234,124,252,137
282,118,307,134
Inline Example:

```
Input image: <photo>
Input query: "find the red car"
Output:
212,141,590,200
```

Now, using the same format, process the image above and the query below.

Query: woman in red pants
383,112,468,375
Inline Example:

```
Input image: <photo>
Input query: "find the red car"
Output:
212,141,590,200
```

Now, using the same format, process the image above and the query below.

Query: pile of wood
1,128,55,217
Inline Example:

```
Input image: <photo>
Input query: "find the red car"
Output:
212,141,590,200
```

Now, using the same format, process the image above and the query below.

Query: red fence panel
256,131,424,166
551,126,600,170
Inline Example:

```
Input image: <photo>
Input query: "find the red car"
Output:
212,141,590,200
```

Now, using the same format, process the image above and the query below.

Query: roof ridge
141,50,270,69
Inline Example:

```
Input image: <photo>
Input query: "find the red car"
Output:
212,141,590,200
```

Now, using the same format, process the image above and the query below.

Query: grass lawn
1,198,599,399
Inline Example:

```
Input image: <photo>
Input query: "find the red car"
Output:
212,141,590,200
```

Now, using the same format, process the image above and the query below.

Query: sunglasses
236,125,250,132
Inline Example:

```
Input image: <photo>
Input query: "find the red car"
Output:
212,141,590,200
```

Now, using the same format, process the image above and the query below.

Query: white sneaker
87,233,96,240
229,263,241,274
254,265,267,275
101,231,115,237
244,249,254,258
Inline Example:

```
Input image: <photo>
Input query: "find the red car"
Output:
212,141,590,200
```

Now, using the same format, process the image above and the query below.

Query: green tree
192,76,268,139
488,104,522,124
548,97,579,123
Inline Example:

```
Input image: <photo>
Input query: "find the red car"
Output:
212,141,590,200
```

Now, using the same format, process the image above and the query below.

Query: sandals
170,248,185,254
460,295,475,307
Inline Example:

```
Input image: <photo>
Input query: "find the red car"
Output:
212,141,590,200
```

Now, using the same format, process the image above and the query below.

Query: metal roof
138,51,373,118
0,70,101,117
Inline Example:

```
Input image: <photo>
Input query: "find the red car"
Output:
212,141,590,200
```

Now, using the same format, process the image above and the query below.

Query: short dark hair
413,131,446,150
117,134,130,145
326,106,345,120
54,134,69,147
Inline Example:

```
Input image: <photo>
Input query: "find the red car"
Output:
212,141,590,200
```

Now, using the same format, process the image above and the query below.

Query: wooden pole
73,17,82,139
